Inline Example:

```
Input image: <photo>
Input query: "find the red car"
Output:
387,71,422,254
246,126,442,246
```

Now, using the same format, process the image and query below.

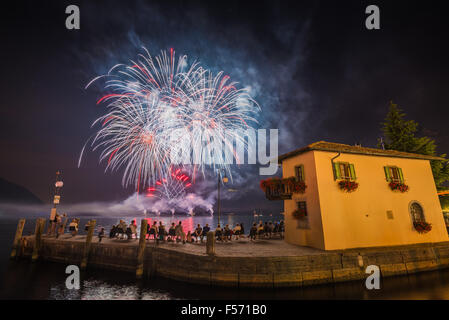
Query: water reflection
2,259,449,299
3,216,449,299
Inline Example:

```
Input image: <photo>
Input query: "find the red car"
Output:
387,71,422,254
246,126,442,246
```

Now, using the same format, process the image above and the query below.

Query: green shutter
398,168,404,183
349,164,356,180
384,166,391,181
301,165,305,182
333,162,341,180
295,165,301,181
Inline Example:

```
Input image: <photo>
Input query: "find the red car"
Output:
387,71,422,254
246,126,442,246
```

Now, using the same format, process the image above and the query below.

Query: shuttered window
333,162,356,180
410,202,425,223
294,165,305,182
297,201,308,216
384,166,404,183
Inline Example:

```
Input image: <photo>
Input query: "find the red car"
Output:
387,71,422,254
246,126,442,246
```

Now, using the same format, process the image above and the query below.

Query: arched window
410,202,425,223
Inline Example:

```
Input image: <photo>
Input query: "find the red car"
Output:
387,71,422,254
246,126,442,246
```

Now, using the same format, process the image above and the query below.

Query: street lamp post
48,171,63,236
217,171,228,226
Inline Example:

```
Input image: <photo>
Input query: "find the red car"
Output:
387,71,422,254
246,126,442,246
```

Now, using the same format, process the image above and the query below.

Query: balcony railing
260,177,306,201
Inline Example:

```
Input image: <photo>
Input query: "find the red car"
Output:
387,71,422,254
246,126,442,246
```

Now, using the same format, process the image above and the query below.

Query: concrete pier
16,227,449,287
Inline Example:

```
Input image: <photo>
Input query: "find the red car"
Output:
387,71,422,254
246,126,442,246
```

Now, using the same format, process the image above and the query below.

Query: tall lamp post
52,171,63,212
48,171,63,235
217,171,228,226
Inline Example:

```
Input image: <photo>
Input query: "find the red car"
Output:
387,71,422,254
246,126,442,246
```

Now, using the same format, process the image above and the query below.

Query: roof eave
278,148,445,163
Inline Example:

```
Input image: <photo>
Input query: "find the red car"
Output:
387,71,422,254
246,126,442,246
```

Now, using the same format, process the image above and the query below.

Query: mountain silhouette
0,177,43,204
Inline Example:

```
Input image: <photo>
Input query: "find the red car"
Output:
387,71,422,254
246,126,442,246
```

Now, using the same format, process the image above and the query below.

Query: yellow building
268,141,448,250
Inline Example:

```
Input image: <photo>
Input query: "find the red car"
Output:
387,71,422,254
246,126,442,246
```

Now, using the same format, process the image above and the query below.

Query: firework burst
79,48,259,196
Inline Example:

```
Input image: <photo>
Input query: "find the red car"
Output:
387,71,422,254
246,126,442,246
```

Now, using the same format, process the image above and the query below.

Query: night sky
1,0,448,212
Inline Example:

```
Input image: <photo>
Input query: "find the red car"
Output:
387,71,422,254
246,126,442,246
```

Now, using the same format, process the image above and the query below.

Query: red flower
413,221,432,233
389,181,409,193
260,177,307,194
292,209,306,219
338,180,358,192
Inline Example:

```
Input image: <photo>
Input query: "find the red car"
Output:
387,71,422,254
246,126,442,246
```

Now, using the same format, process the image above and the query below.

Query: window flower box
292,208,306,219
388,181,409,193
337,180,358,192
260,177,307,200
284,177,307,194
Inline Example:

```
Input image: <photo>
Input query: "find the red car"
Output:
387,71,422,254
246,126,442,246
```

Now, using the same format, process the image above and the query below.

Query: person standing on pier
168,223,176,242
129,221,137,240
158,221,166,242
224,224,232,242
54,214,62,238
98,227,105,242
215,224,223,242
175,221,183,243
250,223,257,241
149,221,158,240
201,224,210,243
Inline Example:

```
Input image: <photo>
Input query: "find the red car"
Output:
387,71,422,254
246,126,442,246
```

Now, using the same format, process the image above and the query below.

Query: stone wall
19,237,449,287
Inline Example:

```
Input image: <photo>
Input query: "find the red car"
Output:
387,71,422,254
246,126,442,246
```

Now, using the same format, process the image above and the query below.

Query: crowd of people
46,214,285,244
136,219,285,243
109,219,138,240
249,221,285,241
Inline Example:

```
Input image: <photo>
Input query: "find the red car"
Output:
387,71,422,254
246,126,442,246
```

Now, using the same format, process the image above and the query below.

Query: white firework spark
79,48,259,195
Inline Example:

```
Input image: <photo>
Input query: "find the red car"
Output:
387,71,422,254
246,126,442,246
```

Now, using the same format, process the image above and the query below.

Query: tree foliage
379,101,449,191
440,195,449,211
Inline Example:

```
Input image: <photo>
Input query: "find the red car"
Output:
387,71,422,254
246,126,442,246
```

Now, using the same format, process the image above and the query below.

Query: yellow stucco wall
282,151,326,249
282,150,448,250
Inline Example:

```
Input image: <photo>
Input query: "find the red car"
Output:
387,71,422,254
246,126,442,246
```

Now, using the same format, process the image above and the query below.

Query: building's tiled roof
278,141,446,163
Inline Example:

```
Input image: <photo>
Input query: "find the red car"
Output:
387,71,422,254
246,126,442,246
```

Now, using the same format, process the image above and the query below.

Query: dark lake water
2,214,449,299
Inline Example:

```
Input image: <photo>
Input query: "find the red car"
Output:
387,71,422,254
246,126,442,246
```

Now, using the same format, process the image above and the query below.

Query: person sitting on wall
69,219,78,237
109,225,116,238
186,230,193,243
268,221,274,239
115,220,124,239
194,224,202,243
240,223,245,238
168,223,176,242
273,221,279,238
120,220,128,239
149,221,158,241
263,222,270,239
257,223,264,239
249,223,257,241
233,223,242,240
201,224,210,243
175,221,183,243
84,221,91,232
157,221,166,242
130,220,138,239
125,224,133,240
279,220,285,239
215,224,223,242
98,227,105,242
224,224,232,242
145,221,150,240
55,214,64,238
